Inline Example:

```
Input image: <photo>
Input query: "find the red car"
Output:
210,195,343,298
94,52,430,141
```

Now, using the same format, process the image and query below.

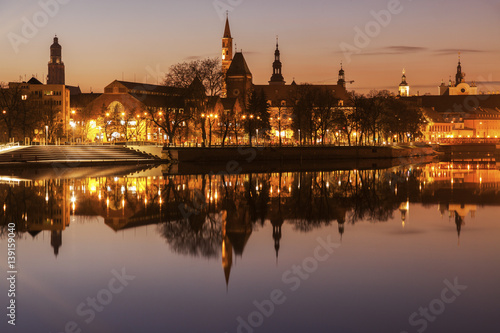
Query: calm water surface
1,160,499,333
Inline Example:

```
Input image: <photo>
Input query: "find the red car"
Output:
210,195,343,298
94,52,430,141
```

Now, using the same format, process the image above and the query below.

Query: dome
51,36,61,49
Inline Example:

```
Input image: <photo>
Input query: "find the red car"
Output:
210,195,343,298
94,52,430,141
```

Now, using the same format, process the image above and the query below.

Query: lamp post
298,129,301,146
202,113,218,147
248,114,254,147
45,125,49,145
70,121,76,144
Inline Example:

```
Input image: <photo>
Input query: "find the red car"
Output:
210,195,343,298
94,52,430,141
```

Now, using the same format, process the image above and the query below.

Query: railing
439,138,500,144
0,142,20,151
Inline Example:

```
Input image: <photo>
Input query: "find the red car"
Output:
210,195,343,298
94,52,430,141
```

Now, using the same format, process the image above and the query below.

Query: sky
1,0,500,95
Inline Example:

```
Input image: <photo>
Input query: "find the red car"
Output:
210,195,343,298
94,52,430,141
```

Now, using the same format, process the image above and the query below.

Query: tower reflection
0,160,498,280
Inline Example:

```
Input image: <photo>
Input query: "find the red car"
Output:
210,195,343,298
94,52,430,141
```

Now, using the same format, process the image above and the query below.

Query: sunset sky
1,0,500,95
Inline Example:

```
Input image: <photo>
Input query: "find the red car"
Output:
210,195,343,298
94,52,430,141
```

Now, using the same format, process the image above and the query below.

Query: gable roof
27,77,43,85
227,52,252,77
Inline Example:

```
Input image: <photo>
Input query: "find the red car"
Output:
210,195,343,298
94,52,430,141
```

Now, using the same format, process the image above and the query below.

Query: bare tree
164,58,224,96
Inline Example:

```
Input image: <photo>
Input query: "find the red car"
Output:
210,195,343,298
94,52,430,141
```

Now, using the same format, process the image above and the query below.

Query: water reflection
1,159,499,265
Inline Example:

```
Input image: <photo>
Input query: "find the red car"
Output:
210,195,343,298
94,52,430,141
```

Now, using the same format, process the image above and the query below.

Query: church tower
269,37,285,85
47,36,65,85
222,14,233,73
337,63,346,88
399,69,409,97
226,52,253,106
455,54,464,86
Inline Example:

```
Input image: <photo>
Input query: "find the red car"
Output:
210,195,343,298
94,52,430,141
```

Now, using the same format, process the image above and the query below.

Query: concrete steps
0,145,161,164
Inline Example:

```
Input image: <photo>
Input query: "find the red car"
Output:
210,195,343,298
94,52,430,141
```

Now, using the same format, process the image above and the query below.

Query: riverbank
164,144,435,163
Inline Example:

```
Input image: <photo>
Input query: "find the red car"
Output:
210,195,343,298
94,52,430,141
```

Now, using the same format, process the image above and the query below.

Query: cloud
349,45,428,56
184,55,203,60
334,46,489,58
237,51,261,55
384,46,428,53
434,48,486,55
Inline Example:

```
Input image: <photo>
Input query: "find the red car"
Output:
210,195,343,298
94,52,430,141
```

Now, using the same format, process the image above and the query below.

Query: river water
1,159,499,333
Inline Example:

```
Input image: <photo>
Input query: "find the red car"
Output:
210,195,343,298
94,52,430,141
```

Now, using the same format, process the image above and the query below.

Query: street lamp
45,125,48,145
202,113,218,147
70,121,76,144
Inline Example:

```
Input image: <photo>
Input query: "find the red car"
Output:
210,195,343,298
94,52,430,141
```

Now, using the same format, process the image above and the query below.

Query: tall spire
223,11,231,38
222,13,234,96
455,52,463,86
269,36,285,85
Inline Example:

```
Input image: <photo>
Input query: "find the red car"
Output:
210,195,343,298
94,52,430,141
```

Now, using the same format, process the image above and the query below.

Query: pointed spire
270,37,285,85
455,53,463,85
455,213,463,246
400,68,407,85
223,12,232,38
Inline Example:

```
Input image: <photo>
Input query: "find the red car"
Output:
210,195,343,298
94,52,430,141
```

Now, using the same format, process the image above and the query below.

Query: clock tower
47,36,65,85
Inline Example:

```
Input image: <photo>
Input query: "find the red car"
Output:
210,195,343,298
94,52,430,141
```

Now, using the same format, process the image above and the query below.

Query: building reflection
0,159,499,277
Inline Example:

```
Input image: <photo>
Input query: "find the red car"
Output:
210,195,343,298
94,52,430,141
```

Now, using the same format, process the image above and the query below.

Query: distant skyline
1,0,500,94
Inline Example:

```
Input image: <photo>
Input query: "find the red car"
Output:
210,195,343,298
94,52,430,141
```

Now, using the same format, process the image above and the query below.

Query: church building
439,55,478,95
222,15,350,118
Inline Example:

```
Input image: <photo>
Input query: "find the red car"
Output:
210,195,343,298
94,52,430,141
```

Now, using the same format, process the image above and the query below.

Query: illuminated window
21,95,27,100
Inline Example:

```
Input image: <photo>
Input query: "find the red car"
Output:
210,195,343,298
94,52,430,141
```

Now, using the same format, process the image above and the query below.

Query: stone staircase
0,145,162,164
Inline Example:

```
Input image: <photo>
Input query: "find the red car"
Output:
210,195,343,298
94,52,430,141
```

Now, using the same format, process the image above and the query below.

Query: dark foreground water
1,160,499,333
